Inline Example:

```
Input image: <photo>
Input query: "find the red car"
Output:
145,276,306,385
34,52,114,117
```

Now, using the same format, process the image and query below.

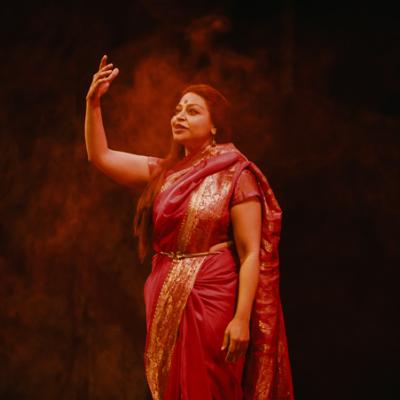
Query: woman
85,55,294,399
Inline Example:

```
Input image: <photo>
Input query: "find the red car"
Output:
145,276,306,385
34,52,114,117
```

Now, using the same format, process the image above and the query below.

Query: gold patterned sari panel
176,165,237,253
144,256,206,400
145,148,241,399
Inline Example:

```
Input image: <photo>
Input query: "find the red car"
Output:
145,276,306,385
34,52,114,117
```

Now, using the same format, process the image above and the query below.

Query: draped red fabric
143,143,294,399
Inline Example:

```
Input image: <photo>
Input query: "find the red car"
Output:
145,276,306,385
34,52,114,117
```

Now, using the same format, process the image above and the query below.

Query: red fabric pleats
155,248,245,400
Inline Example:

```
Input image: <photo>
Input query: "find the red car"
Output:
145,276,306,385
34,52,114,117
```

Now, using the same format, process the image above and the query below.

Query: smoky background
0,1,399,399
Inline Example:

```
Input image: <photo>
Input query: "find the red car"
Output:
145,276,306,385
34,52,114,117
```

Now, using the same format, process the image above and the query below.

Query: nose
172,113,183,127
176,112,186,121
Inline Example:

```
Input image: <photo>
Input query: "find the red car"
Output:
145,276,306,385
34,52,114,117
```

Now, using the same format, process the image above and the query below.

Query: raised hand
86,55,119,104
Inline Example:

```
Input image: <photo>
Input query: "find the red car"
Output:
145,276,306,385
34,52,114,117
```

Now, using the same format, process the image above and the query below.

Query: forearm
84,99,109,163
234,252,260,321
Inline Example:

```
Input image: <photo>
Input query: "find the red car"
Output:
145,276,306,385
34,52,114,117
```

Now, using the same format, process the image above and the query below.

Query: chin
172,135,189,145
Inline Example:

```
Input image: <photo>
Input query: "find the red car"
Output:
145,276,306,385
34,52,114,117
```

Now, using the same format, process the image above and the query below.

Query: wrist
233,313,250,323
86,96,101,108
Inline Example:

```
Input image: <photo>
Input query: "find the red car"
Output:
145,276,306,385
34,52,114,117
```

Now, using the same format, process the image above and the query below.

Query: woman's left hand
221,317,250,363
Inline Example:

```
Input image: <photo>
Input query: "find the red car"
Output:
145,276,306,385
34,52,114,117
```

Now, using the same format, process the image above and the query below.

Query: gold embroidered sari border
144,256,205,399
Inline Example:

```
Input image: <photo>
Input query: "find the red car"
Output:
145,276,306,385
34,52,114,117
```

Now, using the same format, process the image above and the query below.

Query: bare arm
85,55,151,187
221,196,262,363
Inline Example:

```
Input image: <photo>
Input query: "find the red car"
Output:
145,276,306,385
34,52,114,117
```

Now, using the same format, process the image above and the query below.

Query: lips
174,123,188,129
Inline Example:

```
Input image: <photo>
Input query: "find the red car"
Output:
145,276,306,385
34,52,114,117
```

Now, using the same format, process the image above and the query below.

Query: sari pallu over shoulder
237,161,294,400
144,143,294,400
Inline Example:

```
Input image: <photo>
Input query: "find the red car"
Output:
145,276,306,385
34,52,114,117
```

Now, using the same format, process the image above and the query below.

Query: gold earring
211,127,217,147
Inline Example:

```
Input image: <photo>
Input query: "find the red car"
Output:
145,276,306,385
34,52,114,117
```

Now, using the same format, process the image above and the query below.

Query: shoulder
147,156,163,176
230,167,261,207
215,142,248,161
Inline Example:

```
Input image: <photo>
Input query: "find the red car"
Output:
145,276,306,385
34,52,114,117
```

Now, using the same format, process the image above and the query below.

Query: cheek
190,116,210,131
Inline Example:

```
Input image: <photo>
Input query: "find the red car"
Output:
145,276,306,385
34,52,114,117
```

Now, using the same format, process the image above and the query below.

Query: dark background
1,0,399,399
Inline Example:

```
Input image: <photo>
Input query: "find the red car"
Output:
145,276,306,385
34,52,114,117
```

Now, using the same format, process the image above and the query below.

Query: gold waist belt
158,240,233,260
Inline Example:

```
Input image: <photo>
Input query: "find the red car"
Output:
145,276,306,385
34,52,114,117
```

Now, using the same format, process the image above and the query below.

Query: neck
184,138,213,157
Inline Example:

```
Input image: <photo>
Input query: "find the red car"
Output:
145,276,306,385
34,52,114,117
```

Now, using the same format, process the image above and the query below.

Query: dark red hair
133,84,231,262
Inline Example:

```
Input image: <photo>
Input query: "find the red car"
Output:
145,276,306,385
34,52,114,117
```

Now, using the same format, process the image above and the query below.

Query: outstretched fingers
107,67,119,82
99,54,108,70
94,67,114,80
93,65,119,83
99,63,114,73
95,68,119,85
87,55,119,102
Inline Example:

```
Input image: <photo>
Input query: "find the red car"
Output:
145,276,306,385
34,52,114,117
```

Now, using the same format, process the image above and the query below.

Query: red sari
143,143,294,399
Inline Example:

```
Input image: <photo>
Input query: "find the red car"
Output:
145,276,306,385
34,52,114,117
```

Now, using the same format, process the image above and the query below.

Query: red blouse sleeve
230,168,262,207
147,156,163,176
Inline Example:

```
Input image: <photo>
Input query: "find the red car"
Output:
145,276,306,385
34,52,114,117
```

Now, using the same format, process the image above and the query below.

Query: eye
188,108,198,115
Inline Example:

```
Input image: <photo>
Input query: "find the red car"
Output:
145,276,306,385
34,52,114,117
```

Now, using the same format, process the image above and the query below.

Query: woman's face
171,92,214,151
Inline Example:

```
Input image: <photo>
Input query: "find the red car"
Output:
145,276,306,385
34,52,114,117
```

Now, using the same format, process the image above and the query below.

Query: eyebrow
175,102,205,110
